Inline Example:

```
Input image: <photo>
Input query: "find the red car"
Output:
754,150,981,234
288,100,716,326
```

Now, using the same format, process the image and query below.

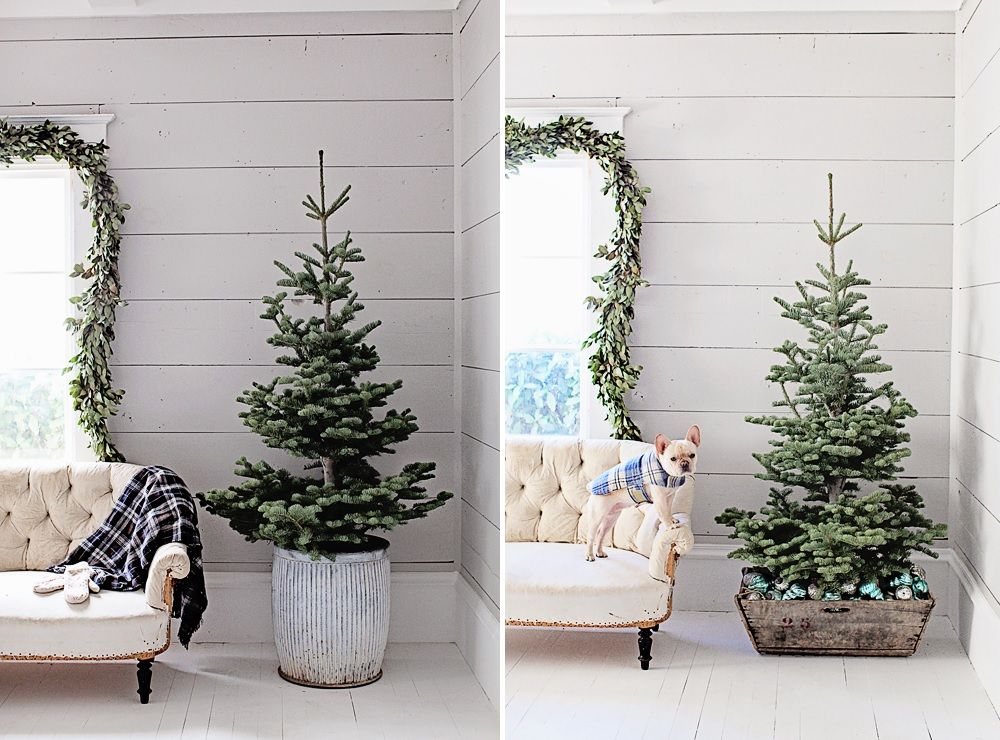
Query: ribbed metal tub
272,540,390,688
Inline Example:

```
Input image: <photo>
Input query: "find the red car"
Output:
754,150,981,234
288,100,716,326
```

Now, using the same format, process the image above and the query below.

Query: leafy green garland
0,119,129,462
505,115,649,440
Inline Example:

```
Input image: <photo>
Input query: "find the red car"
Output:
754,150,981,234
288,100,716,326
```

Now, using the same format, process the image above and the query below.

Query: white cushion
505,542,672,627
505,436,694,554
0,463,144,571
0,571,169,659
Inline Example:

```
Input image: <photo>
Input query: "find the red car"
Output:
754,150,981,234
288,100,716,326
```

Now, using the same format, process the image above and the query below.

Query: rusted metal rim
277,667,383,689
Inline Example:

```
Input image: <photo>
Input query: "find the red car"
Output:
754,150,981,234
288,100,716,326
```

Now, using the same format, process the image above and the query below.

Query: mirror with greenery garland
0,118,128,462
505,114,649,441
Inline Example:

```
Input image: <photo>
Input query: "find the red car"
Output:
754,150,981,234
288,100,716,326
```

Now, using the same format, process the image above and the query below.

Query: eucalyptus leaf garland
0,119,129,462
505,115,649,440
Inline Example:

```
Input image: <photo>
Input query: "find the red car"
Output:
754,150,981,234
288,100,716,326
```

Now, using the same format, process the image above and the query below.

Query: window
503,109,628,438
0,165,76,460
504,160,589,436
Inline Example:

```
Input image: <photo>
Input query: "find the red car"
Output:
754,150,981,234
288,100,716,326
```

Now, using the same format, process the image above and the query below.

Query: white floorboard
505,612,1000,740
0,642,498,739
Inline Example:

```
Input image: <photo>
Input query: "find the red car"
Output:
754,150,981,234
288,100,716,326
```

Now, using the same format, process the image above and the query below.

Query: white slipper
62,562,101,604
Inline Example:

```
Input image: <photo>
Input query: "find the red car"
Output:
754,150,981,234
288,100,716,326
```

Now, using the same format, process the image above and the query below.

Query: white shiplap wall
0,11,458,571
507,12,956,546
456,0,503,617
454,0,502,708
950,0,1000,705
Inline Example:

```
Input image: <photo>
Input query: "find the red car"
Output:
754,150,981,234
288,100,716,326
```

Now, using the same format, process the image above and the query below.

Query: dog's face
655,425,701,477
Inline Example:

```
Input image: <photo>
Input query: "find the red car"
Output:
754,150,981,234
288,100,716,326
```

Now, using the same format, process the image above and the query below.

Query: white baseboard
455,573,502,709
670,542,954,614
192,570,459,644
944,549,1000,710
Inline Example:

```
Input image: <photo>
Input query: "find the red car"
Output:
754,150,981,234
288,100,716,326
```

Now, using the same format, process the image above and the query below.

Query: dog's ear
685,425,702,447
655,434,669,455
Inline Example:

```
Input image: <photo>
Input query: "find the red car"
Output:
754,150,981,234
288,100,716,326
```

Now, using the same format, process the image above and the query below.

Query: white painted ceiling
509,0,963,12
0,0,964,17
0,0,459,19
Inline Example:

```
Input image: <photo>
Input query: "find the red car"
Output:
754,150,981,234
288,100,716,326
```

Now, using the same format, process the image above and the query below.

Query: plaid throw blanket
49,466,207,648
588,450,687,505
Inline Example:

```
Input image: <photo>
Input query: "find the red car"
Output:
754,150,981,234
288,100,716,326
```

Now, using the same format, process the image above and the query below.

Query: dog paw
596,552,608,558
585,555,595,562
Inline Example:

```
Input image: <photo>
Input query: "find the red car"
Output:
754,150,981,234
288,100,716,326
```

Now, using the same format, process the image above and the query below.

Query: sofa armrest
145,543,190,611
648,524,694,583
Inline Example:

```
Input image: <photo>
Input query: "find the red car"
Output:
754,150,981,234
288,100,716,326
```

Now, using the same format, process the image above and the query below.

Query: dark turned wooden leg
651,623,659,632
137,659,153,704
638,628,653,670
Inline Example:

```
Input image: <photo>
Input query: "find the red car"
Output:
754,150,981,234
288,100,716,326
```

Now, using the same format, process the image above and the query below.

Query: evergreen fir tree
716,174,945,593
198,152,452,559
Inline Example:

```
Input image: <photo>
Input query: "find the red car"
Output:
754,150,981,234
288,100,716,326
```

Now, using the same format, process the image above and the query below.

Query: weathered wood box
735,591,935,657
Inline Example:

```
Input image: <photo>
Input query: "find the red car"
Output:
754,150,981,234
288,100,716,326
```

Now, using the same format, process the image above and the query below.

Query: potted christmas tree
716,174,945,656
198,152,452,687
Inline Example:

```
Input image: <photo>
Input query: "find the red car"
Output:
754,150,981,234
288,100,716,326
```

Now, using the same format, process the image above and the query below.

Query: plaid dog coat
588,450,687,505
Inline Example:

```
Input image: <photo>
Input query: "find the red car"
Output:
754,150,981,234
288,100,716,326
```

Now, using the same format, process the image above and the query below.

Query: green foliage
0,119,129,462
505,351,580,435
197,152,452,558
0,372,64,459
505,115,649,441
716,175,946,592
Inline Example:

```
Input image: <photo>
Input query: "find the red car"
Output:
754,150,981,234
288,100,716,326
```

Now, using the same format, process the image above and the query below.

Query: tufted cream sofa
0,463,192,703
506,437,695,669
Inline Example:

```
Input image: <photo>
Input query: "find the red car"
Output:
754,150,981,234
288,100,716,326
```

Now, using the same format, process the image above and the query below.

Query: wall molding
192,570,459,644
945,547,1000,710
456,573,502,708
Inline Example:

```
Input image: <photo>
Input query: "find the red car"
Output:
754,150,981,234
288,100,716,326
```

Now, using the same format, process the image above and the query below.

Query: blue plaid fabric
588,450,687,505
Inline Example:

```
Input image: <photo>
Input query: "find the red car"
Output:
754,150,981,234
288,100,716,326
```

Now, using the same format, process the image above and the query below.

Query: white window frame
506,106,631,439
1,114,114,462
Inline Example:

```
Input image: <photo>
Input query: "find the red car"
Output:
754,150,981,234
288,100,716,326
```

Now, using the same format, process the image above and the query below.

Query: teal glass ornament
859,581,884,600
782,583,806,600
743,573,769,593
821,590,842,601
890,572,913,588
912,578,929,596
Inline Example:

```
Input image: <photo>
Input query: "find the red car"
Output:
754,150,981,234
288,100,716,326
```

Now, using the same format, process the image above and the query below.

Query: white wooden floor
0,642,498,739
506,612,1000,740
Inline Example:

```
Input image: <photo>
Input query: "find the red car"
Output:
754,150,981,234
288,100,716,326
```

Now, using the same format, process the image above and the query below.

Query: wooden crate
735,591,935,657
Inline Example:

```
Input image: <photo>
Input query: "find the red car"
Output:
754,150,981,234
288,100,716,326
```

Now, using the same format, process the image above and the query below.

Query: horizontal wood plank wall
0,11,457,572
952,0,1000,647
457,0,502,617
507,11,955,545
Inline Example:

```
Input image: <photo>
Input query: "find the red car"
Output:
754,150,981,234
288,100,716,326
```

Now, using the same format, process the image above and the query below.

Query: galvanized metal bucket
272,539,390,688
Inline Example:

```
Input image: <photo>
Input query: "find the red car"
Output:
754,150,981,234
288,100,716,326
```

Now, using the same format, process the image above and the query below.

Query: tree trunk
321,457,335,486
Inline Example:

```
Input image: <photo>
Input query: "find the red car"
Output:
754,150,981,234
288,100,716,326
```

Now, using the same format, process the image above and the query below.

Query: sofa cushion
0,463,144,571
505,542,672,627
505,437,694,553
0,571,169,659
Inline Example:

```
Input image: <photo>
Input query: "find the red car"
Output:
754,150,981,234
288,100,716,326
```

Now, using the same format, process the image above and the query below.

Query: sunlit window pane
0,175,67,274
504,158,591,438
505,257,583,349
0,274,70,369
505,351,580,436
0,370,66,460
506,164,586,259
0,169,72,460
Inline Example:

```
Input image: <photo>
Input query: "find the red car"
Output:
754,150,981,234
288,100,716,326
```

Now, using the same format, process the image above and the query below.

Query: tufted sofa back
505,436,694,557
0,463,144,571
